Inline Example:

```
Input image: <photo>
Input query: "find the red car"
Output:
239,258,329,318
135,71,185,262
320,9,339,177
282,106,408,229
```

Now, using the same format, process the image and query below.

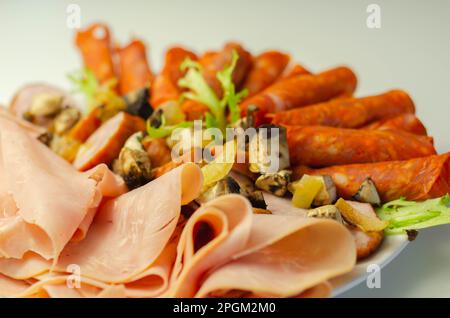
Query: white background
0,0,449,297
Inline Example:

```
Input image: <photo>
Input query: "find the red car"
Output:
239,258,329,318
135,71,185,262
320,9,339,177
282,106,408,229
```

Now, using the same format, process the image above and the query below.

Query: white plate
331,234,408,296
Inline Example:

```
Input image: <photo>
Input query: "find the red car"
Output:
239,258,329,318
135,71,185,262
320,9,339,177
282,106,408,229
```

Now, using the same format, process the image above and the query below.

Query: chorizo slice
151,47,197,107
240,66,357,125
292,152,450,202
180,100,209,121
242,51,290,97
281,63,312,79
286,125,436,167
117,40,153,95
75,23,116,84
73,112,145,171
364,113,427,135
271,90,415,127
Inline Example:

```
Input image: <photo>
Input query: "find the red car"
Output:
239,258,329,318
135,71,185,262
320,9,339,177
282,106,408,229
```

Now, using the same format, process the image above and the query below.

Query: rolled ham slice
168,194,253,297
73,111,145,171
293,152,450,202
286,125,436,167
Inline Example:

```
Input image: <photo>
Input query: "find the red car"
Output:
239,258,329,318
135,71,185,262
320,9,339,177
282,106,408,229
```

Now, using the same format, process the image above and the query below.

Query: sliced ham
9,83,78,122
0,107,46,138
262,192,308,217
54,163,202,292
195,214,356,297
0,274,32,297
0,115,356,298
168,194,253,297
0,117,126,266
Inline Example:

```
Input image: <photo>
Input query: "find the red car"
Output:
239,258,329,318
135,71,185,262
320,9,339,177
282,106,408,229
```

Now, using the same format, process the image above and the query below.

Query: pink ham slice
9,83,78,120
0,119,356,298
262,192,308,216
0,117,126,266
0,107,46,138
168,194,253,297
54,163,202,295
195,214,356,298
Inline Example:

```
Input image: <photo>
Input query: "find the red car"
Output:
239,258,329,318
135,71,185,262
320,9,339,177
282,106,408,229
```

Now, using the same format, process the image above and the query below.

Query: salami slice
363,113,427,135
292,153,450,201
241,66,357,125
117,40,153,95
271,90,415,127
286,125,436,167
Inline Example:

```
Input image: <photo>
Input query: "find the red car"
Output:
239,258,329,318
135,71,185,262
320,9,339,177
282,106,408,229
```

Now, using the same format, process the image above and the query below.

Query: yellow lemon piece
201,141,236,192
291,175,324,209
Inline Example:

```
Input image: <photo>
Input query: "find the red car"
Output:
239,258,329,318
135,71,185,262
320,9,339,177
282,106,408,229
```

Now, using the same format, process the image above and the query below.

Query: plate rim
331,234,409,297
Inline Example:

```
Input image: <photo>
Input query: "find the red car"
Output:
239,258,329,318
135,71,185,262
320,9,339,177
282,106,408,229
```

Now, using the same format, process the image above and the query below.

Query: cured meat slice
151,47,197,107
55,163,202,291
67,107,103,143
201,42,252,97
240,66,357,125
364,113,427,135
9,83,78,122
286,125,436,167
118,40,153,95
282,63,312,78
0,118,126,264
271,90,415,127
73,112,145,171
195,214,355,297
169,194,253,297
0,107,46,138
293,152,450,201
242,51,290,97
75,23,116,83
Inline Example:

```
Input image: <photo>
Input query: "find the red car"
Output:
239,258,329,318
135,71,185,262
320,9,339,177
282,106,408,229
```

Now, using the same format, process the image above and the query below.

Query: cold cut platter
0,23,449,298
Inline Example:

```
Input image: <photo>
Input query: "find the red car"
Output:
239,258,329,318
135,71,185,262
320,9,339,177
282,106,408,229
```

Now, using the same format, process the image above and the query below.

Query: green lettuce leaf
217,50,248,124
67,68,98,101
178,58,224,129
146,115,193,139
177,50,248,131
376,194,450,235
